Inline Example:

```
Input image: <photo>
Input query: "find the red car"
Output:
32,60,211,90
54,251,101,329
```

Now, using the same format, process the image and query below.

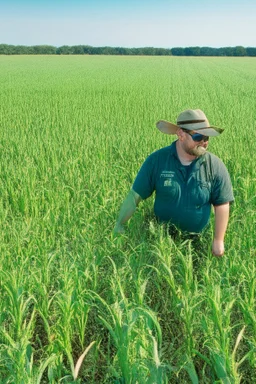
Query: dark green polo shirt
133,141,234,233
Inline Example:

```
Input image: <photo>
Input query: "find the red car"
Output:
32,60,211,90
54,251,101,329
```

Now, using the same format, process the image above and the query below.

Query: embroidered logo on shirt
160,171,175,178
164,179,172,186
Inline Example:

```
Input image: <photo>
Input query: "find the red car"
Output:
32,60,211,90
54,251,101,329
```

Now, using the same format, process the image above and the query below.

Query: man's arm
114,189,142,233
212,203,230,257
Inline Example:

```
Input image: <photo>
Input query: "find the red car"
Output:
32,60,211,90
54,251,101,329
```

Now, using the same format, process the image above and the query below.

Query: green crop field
0,55,255,383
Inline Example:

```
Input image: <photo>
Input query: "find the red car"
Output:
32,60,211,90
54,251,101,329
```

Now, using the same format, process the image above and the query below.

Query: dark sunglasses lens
192,133,209,142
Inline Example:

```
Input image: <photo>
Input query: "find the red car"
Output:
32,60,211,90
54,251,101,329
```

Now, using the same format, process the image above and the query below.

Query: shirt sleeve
211,160,234,205
132,154,156,200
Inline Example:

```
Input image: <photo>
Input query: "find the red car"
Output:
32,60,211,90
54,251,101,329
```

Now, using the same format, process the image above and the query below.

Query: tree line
0,44,256,56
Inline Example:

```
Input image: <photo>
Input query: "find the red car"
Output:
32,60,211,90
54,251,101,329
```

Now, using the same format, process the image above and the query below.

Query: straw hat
156,109,224,136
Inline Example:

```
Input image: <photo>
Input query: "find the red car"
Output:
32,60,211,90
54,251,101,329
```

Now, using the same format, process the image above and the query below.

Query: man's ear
176,128,184,140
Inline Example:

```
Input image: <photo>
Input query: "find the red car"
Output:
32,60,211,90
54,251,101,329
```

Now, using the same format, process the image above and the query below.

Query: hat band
177,119,206,125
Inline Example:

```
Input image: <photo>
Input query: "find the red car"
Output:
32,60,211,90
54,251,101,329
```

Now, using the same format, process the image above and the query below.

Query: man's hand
213,203,229,257
212,239,224,257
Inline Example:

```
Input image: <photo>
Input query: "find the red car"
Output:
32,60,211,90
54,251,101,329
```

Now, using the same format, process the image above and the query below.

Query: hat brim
156,120,178,134
156,120,224,136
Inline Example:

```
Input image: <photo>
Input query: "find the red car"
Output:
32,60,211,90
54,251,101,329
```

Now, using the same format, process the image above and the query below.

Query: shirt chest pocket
189,180,211,208
157,177,181,200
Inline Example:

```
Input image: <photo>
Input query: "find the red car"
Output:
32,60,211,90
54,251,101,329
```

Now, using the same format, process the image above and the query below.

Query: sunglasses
182,129,209,142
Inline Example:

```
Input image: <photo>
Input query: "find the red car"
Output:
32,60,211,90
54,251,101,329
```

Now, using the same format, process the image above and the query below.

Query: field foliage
0,56,255,383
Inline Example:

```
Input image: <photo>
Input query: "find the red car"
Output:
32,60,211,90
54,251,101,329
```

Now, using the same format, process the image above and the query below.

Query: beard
187,145,207,157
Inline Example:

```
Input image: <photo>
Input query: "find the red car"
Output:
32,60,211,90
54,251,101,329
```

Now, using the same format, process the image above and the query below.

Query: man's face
181,129,209,157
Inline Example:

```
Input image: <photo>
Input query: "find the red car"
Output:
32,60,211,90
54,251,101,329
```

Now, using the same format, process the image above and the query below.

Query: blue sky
1,0,256,47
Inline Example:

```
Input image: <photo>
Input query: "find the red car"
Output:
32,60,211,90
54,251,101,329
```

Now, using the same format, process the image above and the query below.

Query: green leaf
183,359,199,384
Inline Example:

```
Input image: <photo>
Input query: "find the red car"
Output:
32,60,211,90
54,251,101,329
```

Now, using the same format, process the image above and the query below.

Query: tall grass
0,55,255,383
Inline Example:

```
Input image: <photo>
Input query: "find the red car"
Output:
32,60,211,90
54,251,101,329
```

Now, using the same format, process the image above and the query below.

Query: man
114,109,234,257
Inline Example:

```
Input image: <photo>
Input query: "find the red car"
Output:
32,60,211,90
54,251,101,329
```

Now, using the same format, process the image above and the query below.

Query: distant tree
200,46,218,56
223,47,235,56
123,47,135,55
246,47,256,56
140,47,155,55
171,47,185,56
101,46,118,55
233,46,246,56
71,45,84,54
89,46,103,54
0,44,12,54
154,47,172,56
16,45,35,54
82,45,93,54
56,45,74,54
30,45,56,54
184,46,200,56
115,47,130,55
128,47,144,55
217,47,226,56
